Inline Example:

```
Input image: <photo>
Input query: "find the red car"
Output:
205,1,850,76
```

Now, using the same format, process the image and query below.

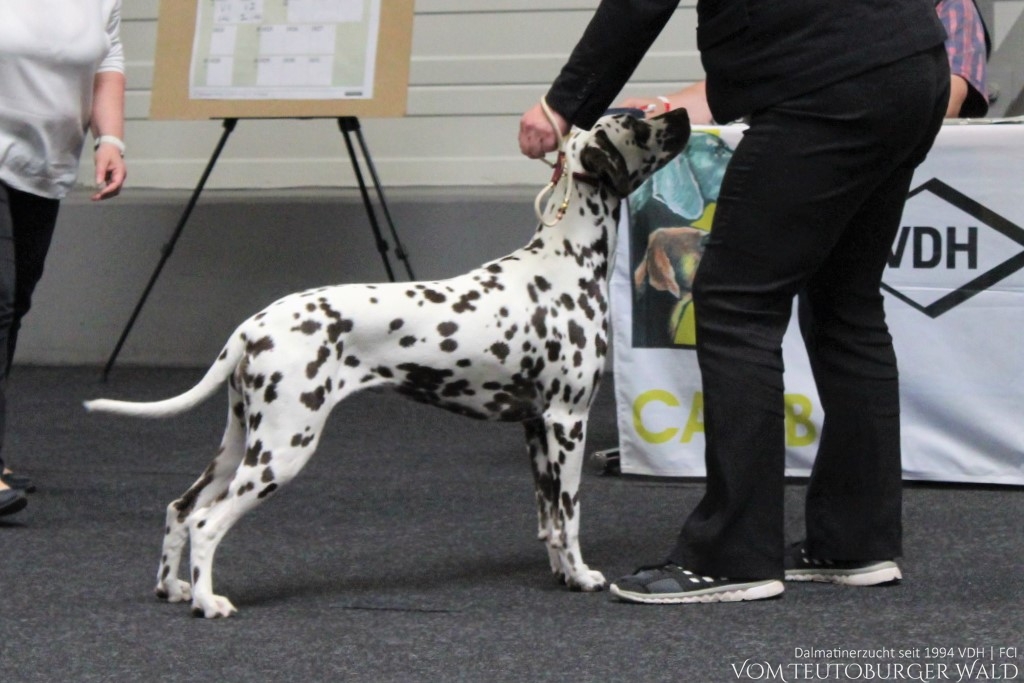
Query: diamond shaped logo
883,178,1024,318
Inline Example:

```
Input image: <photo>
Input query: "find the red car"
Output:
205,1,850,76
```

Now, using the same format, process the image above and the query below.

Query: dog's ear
647,244,683,298
650,108,693,156
579,129,635,198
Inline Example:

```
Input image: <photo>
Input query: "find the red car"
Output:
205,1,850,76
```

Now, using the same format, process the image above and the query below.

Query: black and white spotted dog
85,109,691,618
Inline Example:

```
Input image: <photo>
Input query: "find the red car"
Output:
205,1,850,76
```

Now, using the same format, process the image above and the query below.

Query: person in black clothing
519,0,950,604
621,0,988,121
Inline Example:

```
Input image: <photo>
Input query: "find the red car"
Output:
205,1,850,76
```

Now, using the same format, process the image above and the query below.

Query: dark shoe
0,488,27,517
785,542,902,586
1,471,35,493
609,563,784,604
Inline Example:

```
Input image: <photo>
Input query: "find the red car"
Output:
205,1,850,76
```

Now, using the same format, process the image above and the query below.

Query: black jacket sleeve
544,0,680,129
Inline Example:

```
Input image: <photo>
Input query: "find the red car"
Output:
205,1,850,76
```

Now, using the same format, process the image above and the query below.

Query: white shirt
0,0,124,199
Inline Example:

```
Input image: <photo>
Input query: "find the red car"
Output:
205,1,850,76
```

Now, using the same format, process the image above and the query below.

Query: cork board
150,0,414,120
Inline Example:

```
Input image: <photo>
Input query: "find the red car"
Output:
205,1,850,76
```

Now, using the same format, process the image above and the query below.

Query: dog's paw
566,568,607,593
155,579,192,603
191,594,238,619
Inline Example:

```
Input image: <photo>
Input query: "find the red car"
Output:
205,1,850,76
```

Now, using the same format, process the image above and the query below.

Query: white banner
612,121,1024,484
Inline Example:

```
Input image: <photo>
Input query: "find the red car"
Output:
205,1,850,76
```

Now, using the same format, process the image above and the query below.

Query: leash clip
548,151,566,185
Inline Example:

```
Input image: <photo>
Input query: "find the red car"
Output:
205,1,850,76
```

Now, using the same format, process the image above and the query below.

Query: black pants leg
669,47,949,579
797,162,923,562
0,181,60,468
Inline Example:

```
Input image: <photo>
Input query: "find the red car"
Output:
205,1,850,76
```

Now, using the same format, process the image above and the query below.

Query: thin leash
530,98,621,283
532,97,576,227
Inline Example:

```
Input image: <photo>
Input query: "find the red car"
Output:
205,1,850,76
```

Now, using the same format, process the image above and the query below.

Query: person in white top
0,0,127,516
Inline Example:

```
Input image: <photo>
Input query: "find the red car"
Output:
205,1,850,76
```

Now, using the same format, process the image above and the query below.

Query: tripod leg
350,123,415,280
338,117,397,282
101,118,238,382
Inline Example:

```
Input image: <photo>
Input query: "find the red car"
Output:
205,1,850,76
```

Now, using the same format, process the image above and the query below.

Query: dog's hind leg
526,414,606,591
156,386,247,604
186,410,329,618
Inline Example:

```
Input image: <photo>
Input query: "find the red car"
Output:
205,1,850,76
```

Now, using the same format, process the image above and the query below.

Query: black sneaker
785,542,902,586
0,487,27,517
609,563,784,604
2,470,35,493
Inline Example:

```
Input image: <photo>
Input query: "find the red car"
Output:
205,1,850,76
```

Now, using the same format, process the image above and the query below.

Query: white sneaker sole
610,579,785,604
785,562,902,586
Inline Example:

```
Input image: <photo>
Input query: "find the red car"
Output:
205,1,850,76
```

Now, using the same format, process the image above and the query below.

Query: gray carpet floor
1,366,1021,682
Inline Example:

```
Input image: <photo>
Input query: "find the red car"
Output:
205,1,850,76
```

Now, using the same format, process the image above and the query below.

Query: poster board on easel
149,0,415,120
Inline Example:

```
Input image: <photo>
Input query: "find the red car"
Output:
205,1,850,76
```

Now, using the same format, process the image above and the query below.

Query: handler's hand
92,145,127,201
518,102,569,159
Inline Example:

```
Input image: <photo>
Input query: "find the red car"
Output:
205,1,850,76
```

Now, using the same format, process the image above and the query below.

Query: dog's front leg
529,413,606,592
524,418,560,577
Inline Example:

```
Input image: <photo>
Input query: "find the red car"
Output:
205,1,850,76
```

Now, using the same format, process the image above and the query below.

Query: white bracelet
94,135,125,156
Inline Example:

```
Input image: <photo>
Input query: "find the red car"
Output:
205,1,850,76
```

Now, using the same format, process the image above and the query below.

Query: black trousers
669,47,950,579
0,181,60,469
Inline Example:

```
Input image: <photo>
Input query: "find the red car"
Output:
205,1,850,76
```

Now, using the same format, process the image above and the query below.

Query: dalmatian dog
85,108,691,618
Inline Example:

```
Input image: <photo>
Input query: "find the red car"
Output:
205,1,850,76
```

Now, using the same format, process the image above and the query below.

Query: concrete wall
986,0,1024,116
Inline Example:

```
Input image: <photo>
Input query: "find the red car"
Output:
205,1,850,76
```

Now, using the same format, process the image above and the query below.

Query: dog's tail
83,334,245,418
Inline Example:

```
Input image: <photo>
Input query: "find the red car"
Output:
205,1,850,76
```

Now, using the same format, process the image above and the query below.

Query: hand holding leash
518,98,569,159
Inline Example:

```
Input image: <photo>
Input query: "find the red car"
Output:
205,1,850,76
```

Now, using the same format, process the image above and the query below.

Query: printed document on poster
189,0,381,100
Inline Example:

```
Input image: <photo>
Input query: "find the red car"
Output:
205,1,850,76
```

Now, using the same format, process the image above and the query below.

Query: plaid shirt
937,0,989,116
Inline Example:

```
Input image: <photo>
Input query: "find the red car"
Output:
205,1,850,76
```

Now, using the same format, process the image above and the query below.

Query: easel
100,116,414,381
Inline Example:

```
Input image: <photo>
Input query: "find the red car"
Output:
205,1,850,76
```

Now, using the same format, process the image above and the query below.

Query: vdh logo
883,178,1024,318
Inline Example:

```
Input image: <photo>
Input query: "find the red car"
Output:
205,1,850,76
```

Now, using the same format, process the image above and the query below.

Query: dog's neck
526,167,617,279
